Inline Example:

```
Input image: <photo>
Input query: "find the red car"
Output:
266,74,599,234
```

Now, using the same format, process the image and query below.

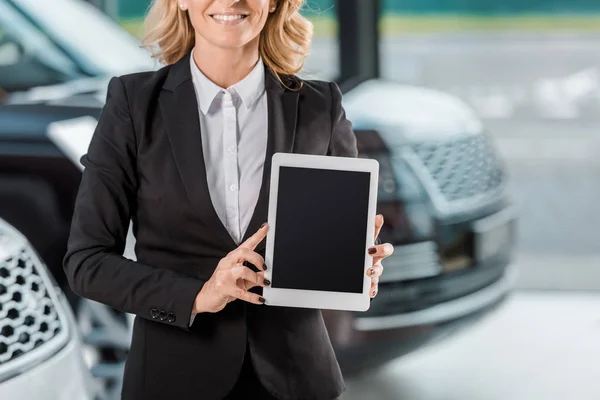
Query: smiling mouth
210,14,249,21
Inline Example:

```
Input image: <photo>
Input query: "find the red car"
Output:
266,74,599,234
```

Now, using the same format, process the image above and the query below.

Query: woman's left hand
366,214,393,298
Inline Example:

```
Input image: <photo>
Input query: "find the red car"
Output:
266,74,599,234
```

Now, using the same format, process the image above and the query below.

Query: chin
210,39,247,49
209,35,255,50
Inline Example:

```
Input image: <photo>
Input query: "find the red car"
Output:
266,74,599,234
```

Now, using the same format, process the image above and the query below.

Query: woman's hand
366,214,393,298
193,223,271,314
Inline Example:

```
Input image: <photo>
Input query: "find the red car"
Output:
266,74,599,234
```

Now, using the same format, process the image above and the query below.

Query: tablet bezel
263,152,379,312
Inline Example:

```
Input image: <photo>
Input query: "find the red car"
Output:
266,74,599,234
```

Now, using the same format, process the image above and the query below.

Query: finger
370,281,378,298
373,253,391,265
368,243,393,257
231,264,270,288
370,277,379,288
225,284,266,305
368,242,394,263
239,222,269,251
373,214,384,241
229,247,266,271
366,264,383,278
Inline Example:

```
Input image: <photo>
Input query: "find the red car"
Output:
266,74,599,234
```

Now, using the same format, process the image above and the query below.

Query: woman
63,0,393,399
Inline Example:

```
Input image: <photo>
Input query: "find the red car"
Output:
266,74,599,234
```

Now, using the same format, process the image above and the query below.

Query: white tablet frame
263,152,379,312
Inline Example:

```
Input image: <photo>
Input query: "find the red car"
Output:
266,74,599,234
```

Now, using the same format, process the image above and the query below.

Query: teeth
212,14,245,21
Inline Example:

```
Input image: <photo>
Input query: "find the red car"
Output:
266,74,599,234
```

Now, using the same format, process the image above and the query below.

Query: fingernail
259,296,266,303
263,263,268,271
263,279,271,286
373,290,377,297
368,247,376,255
260,222,267,229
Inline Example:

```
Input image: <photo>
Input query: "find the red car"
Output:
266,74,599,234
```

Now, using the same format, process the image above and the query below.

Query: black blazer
63,52,358,400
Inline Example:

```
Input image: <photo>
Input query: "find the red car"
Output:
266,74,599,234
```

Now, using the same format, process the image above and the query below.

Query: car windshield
0,0,85,92
9,0,157,76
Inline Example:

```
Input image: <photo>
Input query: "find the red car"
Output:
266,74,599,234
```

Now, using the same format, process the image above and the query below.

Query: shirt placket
222,90,241,244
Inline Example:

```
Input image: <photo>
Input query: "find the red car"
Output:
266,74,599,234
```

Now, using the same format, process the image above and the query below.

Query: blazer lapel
159,53,299,252
241,70,299,249
159,53,238,250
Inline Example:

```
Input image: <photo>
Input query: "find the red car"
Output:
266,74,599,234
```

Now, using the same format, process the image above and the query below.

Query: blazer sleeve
327,81,358,158
62,76,205,331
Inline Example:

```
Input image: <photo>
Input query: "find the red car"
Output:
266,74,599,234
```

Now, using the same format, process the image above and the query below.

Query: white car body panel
0,316,93,400
342,79,484,140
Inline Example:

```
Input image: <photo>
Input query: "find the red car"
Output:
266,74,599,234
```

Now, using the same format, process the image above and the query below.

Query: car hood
8,77,110,107
11,76,484,133
342,79,483,144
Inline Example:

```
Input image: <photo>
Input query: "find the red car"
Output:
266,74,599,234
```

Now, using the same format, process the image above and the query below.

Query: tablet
263,153,379,312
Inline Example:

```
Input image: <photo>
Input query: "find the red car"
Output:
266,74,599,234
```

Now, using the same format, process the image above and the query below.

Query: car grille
0,228,67,371
379,241,441,282
411,134,504,203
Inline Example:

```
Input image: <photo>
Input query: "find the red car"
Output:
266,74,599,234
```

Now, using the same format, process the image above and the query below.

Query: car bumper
354,264,516,331
0,338,93,400
0,293,94,400
327,265,515,375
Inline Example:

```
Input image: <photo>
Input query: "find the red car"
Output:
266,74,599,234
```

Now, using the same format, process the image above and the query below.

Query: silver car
0,218,94,400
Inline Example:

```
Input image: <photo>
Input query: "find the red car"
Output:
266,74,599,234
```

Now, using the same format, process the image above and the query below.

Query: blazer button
158,310,167,321
167,312,176,323
150,308,159,319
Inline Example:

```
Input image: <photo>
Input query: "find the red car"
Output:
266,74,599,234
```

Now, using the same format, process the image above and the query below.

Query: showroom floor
343,290,600,400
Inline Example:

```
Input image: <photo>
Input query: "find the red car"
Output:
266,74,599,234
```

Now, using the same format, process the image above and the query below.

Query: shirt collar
189,48,265,114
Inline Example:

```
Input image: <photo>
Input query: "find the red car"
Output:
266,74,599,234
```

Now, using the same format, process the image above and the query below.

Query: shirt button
228,146,236,155
229,184,237,191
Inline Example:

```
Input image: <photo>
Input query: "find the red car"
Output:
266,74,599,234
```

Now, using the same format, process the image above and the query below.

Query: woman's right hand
192,223,271,314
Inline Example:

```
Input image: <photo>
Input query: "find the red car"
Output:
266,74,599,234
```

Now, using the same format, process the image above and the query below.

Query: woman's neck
192,37,260,89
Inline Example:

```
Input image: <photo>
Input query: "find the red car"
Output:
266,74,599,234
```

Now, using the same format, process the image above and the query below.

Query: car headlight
0,219,70,383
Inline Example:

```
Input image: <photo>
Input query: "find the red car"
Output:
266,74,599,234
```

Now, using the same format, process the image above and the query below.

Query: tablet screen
271,166,371,293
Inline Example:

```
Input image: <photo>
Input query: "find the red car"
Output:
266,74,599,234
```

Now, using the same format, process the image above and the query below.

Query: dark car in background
326,81,517,372
0,0,517,397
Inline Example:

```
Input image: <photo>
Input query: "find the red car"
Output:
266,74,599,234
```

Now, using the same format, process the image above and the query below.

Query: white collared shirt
189,49,268,246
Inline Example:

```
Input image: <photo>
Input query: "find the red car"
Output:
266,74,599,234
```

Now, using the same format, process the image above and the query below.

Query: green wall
118,0,149,18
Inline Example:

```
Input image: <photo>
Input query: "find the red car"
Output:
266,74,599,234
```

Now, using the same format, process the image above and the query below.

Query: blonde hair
141,0,313,80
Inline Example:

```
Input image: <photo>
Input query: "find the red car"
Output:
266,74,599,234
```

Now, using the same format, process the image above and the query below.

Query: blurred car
324,81,517,373
0,0,155,95
0,218,94,400
0,0,517,396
